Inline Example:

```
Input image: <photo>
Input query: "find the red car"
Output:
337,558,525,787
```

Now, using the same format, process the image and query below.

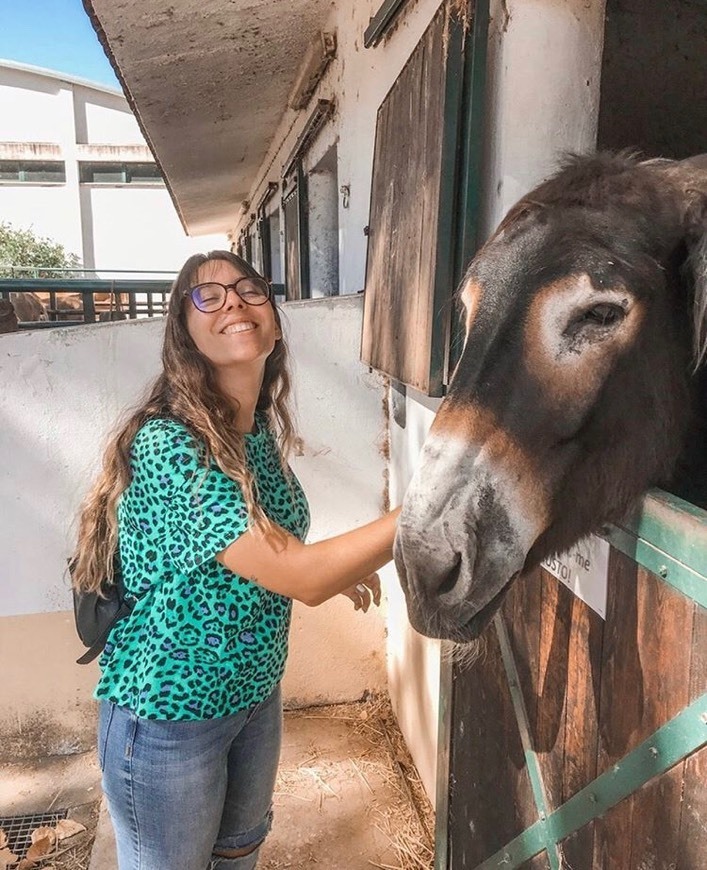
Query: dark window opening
0,161,66,183
79,162,164,184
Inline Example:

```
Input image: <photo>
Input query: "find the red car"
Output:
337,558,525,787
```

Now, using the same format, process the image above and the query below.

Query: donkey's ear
684,193,707,370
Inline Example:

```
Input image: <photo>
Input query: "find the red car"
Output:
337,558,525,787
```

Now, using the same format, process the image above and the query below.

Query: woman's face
185,258,281,373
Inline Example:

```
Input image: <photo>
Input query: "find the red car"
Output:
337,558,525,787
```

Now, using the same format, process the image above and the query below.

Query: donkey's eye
577,303,625,328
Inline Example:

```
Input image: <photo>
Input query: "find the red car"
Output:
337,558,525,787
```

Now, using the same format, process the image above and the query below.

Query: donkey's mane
496,151,673,237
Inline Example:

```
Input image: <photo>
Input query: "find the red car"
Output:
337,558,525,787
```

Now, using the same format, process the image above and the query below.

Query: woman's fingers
359,573,381,607
354,582,372,612
342,573,382,612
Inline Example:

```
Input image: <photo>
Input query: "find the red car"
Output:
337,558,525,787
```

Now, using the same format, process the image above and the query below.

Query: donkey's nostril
435,554,462,596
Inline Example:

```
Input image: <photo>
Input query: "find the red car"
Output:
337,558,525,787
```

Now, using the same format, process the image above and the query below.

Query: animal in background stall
8,291,47,323
0,298,18,333
395,152,707,643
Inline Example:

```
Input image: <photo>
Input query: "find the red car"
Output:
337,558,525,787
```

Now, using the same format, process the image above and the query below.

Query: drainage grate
0,810,69,858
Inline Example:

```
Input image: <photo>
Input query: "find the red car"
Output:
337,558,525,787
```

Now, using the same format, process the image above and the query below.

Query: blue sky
0,0,119,88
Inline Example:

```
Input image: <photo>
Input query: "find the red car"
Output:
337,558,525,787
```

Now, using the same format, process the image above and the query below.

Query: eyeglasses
186,276,271,313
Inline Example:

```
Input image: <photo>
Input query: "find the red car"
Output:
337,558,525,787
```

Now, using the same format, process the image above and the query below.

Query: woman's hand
340,573,381,612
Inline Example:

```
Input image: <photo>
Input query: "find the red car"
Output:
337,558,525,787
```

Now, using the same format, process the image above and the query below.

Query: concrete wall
233,0,608,806
479,0,607,238
0,295,386,758
0,61,226,272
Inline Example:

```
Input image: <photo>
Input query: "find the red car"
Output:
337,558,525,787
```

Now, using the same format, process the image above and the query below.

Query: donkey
395,152,707,642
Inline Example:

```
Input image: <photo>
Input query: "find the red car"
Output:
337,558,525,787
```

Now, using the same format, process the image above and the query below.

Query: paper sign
541,535,610,619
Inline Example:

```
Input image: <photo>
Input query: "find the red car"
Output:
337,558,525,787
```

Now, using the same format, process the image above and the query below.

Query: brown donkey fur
395,152,707,641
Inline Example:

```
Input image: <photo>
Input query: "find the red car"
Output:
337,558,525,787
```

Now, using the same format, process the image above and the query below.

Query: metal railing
0,267,176,328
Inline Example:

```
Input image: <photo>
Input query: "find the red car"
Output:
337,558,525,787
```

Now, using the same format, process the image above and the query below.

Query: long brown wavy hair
72,250,296,594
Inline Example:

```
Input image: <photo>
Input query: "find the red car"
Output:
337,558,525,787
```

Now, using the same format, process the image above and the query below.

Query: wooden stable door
362,0,488,397
440,492,707,869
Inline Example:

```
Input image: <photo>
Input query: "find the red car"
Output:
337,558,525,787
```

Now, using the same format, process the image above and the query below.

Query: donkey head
395,152,707,642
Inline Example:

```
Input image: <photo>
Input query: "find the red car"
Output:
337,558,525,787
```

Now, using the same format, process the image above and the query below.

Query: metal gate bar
495,615,561,869
473,688,707,869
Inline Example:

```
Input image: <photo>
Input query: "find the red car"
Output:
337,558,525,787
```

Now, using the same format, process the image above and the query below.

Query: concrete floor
1,701,434,870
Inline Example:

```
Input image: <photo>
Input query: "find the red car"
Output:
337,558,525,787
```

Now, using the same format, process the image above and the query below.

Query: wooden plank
518,851,551,869
534,570,572,812
627,764,684,869
503,566,543,743
505,567,603,869
677,604,707,868
559,822,596,870
448,625,538,868
593,552,695,866
562,593,603,799
596,550,645,770
558,592,603,867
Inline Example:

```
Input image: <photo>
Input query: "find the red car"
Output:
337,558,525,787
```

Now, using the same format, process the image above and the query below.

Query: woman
72,250,399,869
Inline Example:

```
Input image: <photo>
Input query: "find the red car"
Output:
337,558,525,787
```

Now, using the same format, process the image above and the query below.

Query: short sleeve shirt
94,415,310,721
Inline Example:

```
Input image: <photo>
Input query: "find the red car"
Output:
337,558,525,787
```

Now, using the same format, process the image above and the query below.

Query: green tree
0,222,81,278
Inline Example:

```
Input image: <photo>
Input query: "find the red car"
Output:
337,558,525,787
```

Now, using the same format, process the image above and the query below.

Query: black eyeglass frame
185,276,272,313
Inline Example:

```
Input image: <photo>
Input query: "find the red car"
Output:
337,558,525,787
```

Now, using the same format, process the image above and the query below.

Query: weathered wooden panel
361,1,464,394
534,573,572,811
628,765,685,869
559,822,596,870
561,591,603,797
504,566,543,739
558,589,603,864
447,507,706,867
598,557,694,772
517,851,551,869
448,625,538,867
677,604,707,869
588,763,692,870
590,556,696,867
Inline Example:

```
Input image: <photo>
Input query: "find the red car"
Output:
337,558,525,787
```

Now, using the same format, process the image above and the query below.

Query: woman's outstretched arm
217,508,400,606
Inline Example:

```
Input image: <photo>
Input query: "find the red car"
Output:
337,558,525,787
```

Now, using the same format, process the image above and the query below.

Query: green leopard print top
94,415,310,720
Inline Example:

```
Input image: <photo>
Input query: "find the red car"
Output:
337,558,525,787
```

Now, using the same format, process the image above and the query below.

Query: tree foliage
0,222,81,278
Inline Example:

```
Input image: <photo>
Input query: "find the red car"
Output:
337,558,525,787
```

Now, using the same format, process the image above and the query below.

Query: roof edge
0,57,123,97
80,1,192,236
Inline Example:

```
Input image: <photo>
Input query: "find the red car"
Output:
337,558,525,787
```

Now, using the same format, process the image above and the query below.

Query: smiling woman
184,259,282,389
69,249,399,870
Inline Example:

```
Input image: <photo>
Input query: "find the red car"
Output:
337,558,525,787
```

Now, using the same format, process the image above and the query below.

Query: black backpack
70,555,137,664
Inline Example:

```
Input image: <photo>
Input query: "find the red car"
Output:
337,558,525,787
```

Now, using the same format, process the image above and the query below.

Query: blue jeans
98,684,282,870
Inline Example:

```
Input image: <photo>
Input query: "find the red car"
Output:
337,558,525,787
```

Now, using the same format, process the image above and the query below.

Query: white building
0,59,227,275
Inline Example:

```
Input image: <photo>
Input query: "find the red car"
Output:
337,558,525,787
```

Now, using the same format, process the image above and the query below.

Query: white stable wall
0,296,387,757
479,0,607,237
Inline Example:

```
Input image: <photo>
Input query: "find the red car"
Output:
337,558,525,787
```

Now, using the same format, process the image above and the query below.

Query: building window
364,0,412,48
280,100,334,301
0,161,66,183
79,162,164,184
253,183,284,298
247,219,261,273
265,207,284,299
